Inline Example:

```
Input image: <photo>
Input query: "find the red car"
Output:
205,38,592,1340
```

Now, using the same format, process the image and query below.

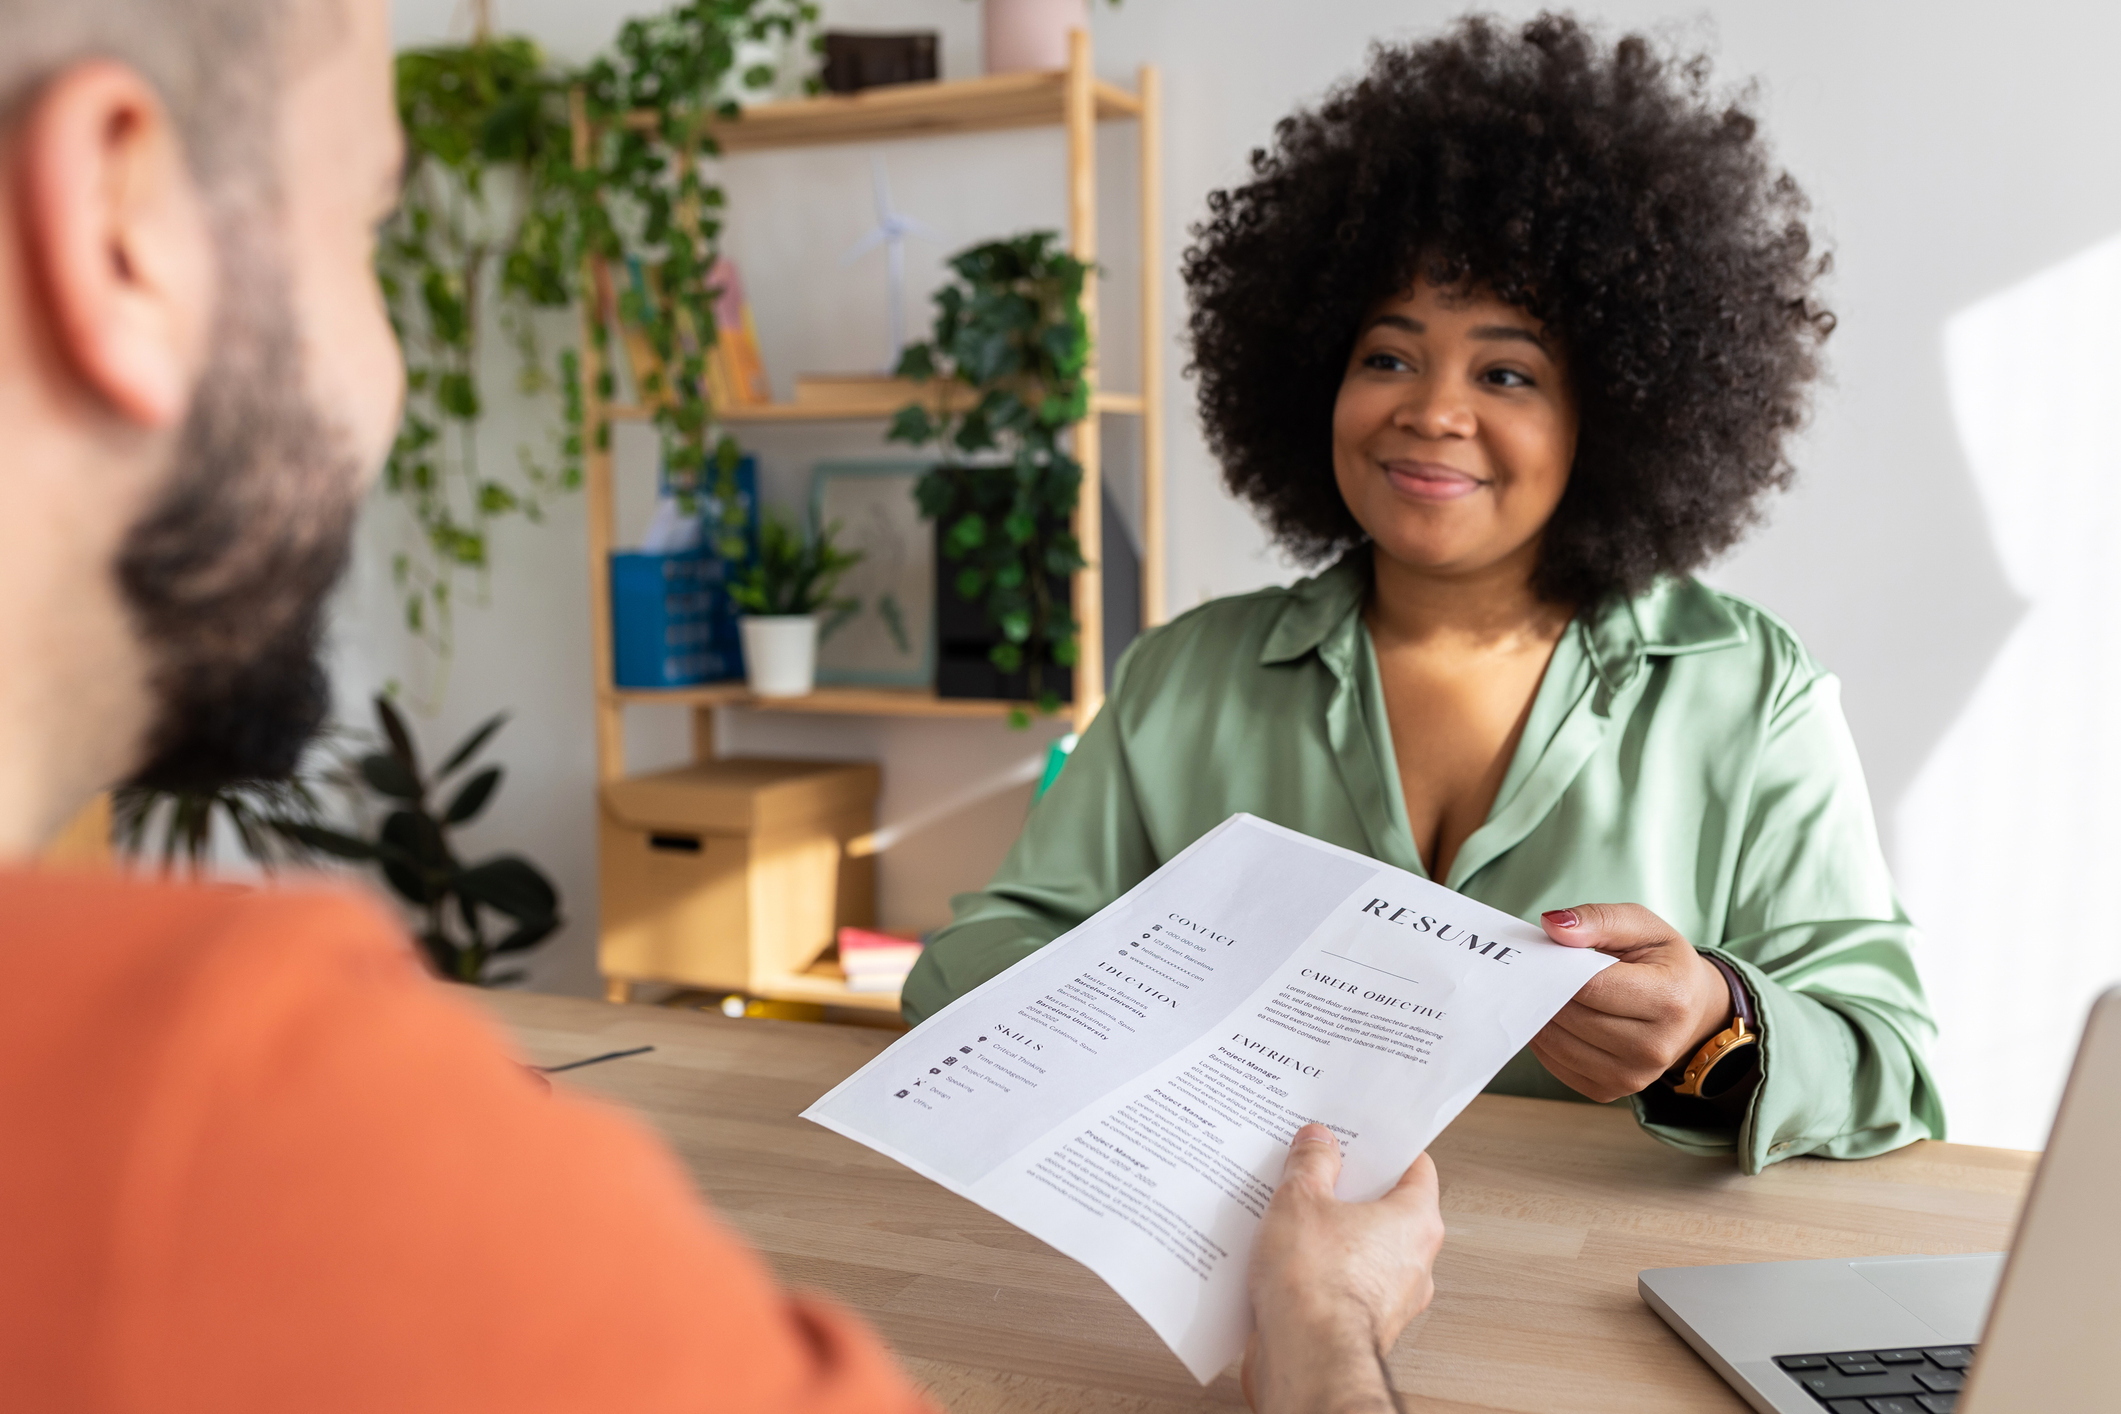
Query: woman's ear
17,60,214,429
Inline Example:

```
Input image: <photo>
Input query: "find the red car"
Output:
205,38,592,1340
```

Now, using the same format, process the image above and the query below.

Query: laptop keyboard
1774,1346,1974,1412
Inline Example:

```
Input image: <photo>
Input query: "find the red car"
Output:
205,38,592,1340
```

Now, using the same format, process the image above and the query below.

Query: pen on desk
535,1044,655,1074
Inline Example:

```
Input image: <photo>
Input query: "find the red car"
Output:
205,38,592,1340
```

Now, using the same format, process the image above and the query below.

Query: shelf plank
603,388,1144,425
619,72,1143,153
608,683,1026,719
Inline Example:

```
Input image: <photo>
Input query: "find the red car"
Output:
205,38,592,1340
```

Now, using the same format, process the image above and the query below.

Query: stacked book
837,927,924,994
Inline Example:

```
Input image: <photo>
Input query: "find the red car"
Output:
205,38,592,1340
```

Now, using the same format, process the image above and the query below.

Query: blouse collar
1259,545,1750,695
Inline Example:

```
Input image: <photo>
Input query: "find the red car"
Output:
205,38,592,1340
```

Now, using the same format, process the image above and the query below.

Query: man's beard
118,218,365,794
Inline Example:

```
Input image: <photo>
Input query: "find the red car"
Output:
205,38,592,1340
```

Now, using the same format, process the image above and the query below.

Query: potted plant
730,513,863,697
888,231,1090,722
980,0,1123,74
275,696,563,987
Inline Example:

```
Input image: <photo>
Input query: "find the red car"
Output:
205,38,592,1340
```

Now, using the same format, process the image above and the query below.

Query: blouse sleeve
900,644,1161,1026
1639,669,1947,1173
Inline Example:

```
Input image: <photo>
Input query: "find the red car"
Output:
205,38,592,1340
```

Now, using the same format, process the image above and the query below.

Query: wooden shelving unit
575,32,1164,1009
609,683,1019,719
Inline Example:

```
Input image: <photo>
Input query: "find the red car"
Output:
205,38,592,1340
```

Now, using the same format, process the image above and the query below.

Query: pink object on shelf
838,926,924,980
982,0,1089,75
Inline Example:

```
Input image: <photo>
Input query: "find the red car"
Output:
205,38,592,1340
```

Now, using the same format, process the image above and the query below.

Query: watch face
1696,1036,1760,1099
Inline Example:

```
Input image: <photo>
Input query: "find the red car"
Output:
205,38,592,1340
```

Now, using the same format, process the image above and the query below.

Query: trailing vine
888,232,1091,722
377,2,819,677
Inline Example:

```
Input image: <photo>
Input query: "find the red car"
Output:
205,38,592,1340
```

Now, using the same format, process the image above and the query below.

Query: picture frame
810,460,936,687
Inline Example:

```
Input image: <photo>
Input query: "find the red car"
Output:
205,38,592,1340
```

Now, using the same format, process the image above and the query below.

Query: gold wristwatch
1666,954,1758,1099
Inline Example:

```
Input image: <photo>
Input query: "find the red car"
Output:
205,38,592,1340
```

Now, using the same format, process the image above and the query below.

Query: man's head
0,0,402,850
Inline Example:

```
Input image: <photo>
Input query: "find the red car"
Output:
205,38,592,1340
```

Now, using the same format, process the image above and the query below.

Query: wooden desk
481,991,2034,1414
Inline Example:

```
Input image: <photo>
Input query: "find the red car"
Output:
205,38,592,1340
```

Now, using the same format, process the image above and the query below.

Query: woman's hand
1244,1124,1443,1414
1529,904,1733,1103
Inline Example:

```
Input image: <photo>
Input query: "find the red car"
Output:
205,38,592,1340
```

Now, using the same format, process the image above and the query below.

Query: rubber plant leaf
372,694,422,778
456,855,559,922
436,712,508,779
442,766,503,824
358,752,423,802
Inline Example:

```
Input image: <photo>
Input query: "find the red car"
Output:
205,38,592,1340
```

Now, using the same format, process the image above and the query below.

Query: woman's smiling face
1332,277,1579,589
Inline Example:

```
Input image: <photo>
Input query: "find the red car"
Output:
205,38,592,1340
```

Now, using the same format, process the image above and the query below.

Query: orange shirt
0,869,932,1414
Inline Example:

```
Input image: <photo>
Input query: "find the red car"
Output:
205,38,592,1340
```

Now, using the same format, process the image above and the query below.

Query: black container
821,31,939,94
932,487,1142,703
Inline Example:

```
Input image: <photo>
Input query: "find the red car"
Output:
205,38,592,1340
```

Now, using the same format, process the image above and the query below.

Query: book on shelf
707,257,771,407
608,256,773,411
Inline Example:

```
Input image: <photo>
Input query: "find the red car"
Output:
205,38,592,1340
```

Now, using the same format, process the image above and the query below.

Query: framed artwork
810,460,935,687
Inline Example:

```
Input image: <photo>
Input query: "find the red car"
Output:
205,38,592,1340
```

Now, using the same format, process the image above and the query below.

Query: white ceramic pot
983,0,1089,75
738,615,820,698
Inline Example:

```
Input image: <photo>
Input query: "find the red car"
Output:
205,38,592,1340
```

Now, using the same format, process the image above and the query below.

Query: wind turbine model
841,157,944,370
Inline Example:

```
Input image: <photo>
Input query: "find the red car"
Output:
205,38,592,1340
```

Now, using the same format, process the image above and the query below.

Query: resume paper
802,813,1613,1382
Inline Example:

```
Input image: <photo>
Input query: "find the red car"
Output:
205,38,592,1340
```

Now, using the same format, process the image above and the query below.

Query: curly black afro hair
1182,12,1835,606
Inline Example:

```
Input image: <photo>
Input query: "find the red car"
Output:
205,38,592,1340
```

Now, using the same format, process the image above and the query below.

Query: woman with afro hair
902,14,1941,1172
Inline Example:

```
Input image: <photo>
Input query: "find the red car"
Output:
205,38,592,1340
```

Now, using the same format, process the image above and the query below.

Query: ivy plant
376,2,820,677
381,37,578,670
888,232,1091,723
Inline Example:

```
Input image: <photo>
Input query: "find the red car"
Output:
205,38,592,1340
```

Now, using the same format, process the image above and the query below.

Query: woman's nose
1391,379,1476,440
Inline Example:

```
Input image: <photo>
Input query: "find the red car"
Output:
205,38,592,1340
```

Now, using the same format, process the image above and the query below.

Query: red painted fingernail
1543,909,1579,929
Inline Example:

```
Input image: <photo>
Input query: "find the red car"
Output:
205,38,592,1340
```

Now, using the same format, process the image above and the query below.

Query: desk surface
481,991,2034,1414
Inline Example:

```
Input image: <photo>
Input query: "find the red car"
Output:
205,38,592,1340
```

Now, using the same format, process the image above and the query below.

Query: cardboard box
598,757,879,992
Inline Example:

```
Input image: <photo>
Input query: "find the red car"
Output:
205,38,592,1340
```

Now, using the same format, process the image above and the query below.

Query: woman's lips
1382,460,1488,502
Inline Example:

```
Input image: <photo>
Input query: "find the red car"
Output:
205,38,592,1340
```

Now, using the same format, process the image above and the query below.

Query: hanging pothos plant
888,232,1092,724
377,2,819,674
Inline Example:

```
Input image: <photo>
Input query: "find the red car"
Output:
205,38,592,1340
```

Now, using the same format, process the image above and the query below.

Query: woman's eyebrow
1363,314,1546,349
1469,324,1547,348
1366,313,1424,334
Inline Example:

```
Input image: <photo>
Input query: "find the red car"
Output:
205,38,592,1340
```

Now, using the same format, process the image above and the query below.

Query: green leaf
946,513,986,554
380,810,454,905
457,855,559,922
358,751,423,801
493,915,561,954
886,405,935,446
438,713,507,778
269,821,379,861
443,766,502,824
373,694,421,778
893,343,937,382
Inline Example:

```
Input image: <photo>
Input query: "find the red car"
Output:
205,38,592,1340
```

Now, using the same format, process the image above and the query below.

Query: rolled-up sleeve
1639,671,1946,1172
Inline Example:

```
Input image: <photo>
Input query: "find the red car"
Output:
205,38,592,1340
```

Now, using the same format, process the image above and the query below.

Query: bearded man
0,3,1443,1411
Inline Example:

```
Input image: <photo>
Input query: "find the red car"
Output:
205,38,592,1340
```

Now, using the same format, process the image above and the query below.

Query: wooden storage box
598,758,879,993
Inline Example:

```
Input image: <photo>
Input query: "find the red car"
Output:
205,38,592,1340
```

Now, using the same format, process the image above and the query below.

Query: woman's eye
1483,367,1534,388
1362,350,1411,372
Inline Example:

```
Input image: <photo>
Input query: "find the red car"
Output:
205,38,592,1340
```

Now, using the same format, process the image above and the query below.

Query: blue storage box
610,456,757,688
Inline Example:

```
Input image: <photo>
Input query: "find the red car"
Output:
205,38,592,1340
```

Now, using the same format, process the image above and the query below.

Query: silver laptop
1640,987,2121,1414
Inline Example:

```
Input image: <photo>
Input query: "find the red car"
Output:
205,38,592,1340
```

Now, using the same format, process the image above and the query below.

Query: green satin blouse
901,552,1944,1174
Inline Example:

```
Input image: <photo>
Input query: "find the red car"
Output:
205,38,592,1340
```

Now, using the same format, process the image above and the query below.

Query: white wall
363,0,2121,1148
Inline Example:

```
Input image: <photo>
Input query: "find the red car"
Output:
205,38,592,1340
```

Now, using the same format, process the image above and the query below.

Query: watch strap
1702,952,1754,1030
1662,952,1759,1097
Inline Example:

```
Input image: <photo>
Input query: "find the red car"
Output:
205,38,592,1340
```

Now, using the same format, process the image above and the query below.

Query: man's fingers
1279,1121,1343,1192
1383,1149,1439,1210
1541,902,1681,958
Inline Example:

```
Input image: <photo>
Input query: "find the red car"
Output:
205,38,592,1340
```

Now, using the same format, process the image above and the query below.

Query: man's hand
1243,1124,1442,1414
1530,903,1733,1103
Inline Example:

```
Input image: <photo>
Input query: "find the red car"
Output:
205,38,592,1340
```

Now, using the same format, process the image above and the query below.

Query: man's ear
16,61,214,429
